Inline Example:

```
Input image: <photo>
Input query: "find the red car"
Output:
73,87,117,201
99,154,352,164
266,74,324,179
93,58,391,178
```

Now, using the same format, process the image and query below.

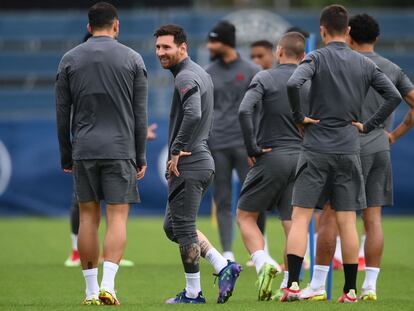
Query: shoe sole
258,266,278,301
217,265,243,304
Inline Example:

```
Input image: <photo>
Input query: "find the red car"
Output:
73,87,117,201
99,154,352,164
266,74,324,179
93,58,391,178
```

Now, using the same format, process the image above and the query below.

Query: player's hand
63,168,72,173
352,121,364,133
168,151,192,177
146,123,158,141
297,117,319,136
248,148,272,165
136,165,147,180
387,131,396,145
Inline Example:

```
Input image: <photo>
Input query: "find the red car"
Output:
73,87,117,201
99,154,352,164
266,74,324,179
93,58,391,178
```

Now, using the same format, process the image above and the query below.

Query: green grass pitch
0,216,413,310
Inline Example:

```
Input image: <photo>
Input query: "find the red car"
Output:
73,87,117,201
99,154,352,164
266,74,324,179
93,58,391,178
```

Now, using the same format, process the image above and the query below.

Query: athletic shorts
73,159,139,204
292,151,366,212
237,150,298,221
361,150,393,207
163,170,214,245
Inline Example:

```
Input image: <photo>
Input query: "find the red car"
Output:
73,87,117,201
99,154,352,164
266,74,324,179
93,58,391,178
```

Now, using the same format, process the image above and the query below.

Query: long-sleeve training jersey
168,57,215,171
287,41,402,154
56,36,148,169
239,64,309,157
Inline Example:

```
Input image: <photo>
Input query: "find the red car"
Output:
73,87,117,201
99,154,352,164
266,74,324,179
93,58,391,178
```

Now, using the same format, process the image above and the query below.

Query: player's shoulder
205,59,220,73
239,57,261,73
115,42,145,66
369,52,401,73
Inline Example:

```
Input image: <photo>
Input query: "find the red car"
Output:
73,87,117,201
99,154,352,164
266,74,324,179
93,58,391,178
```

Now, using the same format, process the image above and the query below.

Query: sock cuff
287,254,304,260
314,265,330,272
103,261,119,272
365,267,380,272
251,250,265,260
82,268,98,277
185,272,201,278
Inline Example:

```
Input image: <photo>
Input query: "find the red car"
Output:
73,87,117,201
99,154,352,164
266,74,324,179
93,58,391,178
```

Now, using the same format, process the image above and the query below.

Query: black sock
343,263,358,293
287,254,304,288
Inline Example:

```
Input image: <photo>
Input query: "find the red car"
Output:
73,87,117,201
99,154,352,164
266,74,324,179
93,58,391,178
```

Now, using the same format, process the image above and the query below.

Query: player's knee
163,222,177,242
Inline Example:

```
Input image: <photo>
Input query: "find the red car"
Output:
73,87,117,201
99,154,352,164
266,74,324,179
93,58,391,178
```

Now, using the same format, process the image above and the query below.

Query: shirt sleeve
363,62,403,133
170,74,201,156
132,55,148,168
55,55,73,170
287,54,317,124
238,73,265,156
395,68,414,98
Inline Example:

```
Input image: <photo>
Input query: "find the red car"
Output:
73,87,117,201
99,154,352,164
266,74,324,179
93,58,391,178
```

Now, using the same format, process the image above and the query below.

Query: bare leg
103,204,130,264
362,207,383,268
287,207,314,256
315,204,338,265
78,201,101,270
236,209,263,254
281,220,292,266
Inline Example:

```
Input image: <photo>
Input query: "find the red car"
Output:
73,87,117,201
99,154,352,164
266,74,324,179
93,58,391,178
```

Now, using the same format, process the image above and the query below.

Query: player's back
60,36,146,160
300,41,376,154
256,64,305,150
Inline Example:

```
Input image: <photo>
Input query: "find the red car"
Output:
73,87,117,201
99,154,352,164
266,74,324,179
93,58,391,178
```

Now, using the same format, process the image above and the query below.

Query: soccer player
250,40,274,70
64,123,158,268
155,24,242,304
301,13,414,302
206,21,260,261
282,4,401,303
237,32,308,301
56,2,148,305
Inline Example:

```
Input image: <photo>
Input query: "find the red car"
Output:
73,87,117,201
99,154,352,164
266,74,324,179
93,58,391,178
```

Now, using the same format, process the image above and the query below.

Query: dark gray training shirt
168,57,215,171
360,51,414,155
206,57,260,150
239,64,308,157
56,36,148,169
287,41,402,154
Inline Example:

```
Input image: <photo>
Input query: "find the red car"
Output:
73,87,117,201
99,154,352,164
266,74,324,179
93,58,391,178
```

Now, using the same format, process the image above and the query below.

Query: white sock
83,268,99,299
222,251,235,262
362,267,380,292
264,235,269,254
251,250,269,274
205,248,228,274
185,272,201,298
309,265,330,290
359,235,366,258
71,233,78,251
334,236,343,262
100,261,119,294
280,271,289,289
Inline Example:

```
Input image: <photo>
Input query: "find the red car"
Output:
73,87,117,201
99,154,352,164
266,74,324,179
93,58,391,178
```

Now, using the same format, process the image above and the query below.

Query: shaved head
277,32,306,59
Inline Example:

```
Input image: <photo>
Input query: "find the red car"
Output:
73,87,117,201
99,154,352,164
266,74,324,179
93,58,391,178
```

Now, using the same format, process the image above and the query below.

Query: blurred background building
0,0,413,216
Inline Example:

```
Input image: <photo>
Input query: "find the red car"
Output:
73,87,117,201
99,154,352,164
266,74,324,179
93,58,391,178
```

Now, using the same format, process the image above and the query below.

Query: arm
389,70,414,143
170,78,201,155
287,57,318,125
362,66,402,133
389,90,414,143
55,56,73,171
132,59,148,171
238,76,264,157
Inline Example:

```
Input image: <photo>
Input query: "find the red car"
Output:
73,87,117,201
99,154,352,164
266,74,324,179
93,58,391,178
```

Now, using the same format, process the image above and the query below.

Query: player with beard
155,24,242,304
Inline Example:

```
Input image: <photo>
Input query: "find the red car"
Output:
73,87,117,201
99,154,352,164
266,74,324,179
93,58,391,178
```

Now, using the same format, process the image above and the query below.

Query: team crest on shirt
236,73,245,81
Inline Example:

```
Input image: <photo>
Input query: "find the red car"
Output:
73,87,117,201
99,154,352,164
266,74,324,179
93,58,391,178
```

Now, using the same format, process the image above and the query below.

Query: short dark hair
251,40,273,50
320,4,349,35
154,24,187,46
285,26,310,39
88,2,118,31
278,32,306,58
349,14,380,44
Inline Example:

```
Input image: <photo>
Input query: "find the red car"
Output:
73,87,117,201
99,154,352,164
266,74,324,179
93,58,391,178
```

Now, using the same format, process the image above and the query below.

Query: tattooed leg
197,230,213,258
180,242,201,273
